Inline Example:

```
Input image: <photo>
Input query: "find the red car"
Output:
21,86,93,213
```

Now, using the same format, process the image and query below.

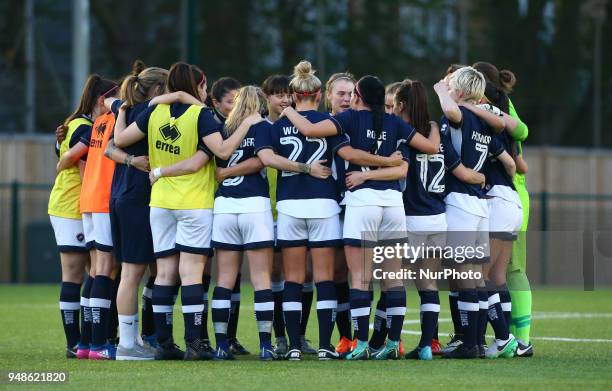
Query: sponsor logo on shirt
156,123,182,155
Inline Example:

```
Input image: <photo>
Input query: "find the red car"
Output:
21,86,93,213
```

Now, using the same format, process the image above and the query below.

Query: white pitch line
531,336,612,343
531,312,612,319
0,304,57,308
401,318,452,325
366,312,612,343
400,312,612,325
398,330,612,343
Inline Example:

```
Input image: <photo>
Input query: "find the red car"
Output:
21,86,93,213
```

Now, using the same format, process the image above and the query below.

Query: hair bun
131,59,146,76
499,69,516,93
294,60,315,78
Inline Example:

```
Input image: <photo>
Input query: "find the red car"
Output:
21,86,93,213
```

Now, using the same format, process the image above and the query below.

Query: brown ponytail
167,62,206,102
63,74,116,127
394,80,431,137
473,61,517,94
499,69,516,94
131,59,146,76
120,67,169,108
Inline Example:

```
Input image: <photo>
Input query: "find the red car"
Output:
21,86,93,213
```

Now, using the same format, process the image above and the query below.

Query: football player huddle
49,58,533,362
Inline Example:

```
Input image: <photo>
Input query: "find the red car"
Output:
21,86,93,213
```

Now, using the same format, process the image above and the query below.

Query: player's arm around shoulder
406,120,440,155
149,91,204,107
345,161,408,190
114,105,147,148
281,106,338,137
216,157,264,183
460,102,505,133
203,113,260,160
56,142,89,173
433,79,462,125
451,164,486,188
496,150,516,178
336,144,403,168
150,150,211,185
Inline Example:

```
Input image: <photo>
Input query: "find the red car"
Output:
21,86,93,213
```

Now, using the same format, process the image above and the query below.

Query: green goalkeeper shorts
509,173,530,273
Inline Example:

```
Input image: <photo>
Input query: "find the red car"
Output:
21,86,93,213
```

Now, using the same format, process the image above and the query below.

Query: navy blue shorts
110,197,155,264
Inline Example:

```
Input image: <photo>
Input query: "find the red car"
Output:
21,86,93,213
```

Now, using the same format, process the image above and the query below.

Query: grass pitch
1,284,611,390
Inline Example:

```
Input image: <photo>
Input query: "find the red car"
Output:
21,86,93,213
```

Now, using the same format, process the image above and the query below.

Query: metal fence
1,181,612,285
0,182,54,282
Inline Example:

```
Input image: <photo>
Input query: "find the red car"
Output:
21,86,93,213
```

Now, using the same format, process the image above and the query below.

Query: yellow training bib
266,167,278,221
48,117,92,219
148,104,215,210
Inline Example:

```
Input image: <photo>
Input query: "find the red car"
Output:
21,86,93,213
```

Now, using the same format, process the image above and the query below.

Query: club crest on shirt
95,122,106,137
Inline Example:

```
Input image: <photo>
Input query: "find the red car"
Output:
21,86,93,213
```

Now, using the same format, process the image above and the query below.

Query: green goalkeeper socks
507,270,532,344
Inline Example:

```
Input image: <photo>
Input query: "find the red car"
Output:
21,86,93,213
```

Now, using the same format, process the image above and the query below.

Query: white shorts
488,197,523,241
211,211,274,250
82,212,94,249
406,231,447,261
82,212,113,251
150,207,213,257
406,214,447,259
343,205,406,247
445,204,489,264
277,212,342,248
49,216,87,252
405,215,447,261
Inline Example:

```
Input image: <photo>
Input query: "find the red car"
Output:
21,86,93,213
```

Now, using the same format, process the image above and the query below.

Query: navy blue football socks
79,275,93,347
457,290,479,349
300,282,314,338
418,290,440,348
271,280,285,339
141,276,155,338
350,289,371,342
181,284,204,343
152,284,175,344
385,287,406,342
201,273,211,341
90,275,113,349
60,281,81,348
478,288,489,345
227,273,241,342
369,291,387,349
334,281,352,340
283,282,303,350
315,281,336,349
254,289,274,347
212,286,232,350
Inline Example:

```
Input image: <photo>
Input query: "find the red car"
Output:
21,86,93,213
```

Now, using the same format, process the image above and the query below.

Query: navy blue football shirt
255,110,348,202
331,109,416,193
442,106,503,200
215,120,270,199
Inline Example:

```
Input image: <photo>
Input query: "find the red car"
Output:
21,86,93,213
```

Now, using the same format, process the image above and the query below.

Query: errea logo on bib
157,123,182,154
159,123,181,143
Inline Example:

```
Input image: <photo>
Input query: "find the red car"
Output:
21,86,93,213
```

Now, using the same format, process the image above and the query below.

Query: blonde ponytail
289,60,322,102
